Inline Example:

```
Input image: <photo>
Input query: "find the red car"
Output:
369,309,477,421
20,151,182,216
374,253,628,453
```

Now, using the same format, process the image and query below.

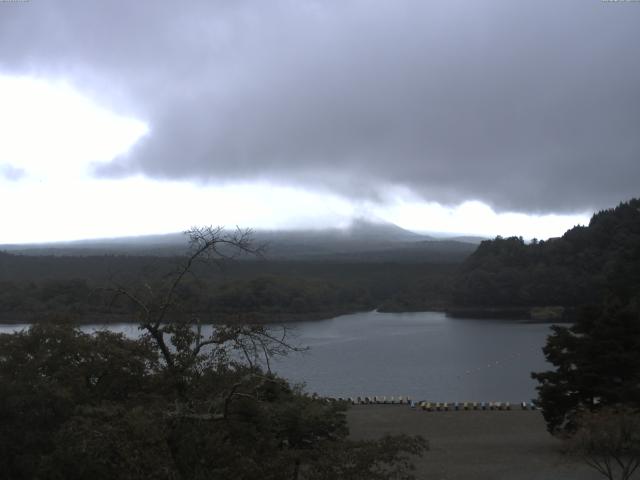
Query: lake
0,311,553,403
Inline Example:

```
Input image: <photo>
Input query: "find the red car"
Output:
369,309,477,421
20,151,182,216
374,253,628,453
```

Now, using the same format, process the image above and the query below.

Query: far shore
446,305,575,323
0,307,574,326
0,310,359,325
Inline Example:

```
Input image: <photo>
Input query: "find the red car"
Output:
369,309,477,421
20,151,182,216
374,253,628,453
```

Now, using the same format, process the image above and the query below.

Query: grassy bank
347,405,601,480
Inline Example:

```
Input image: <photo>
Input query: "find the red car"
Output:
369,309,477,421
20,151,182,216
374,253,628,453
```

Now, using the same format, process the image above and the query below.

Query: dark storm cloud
1,0,639,213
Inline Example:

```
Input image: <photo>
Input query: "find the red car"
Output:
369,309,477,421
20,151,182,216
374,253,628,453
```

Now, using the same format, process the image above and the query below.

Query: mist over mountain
0,219,477,262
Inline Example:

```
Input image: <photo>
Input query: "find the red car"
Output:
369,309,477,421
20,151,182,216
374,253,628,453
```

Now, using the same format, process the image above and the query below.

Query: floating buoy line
323,396,538,411
320,346,543,410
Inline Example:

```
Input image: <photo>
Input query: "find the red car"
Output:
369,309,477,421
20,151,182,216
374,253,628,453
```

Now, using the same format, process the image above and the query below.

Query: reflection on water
0,311,552,402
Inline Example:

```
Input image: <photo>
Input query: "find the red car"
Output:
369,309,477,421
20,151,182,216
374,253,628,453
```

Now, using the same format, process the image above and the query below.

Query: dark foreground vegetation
0,323,426,480
529,200,640,479
533,299,640,431
0,227,426,479
531,287,640,479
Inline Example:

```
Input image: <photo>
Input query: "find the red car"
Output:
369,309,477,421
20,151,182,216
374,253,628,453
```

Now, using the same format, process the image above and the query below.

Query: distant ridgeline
0,219,482,322
450,199,640,321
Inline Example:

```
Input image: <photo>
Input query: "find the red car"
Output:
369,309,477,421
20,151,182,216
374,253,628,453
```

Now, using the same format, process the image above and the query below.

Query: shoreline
0,307,572,325
0,309,360,325
446,305,575,323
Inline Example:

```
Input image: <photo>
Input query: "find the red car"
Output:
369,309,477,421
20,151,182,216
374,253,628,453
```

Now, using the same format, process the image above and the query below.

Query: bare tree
107,226,300,374
567,407,640,480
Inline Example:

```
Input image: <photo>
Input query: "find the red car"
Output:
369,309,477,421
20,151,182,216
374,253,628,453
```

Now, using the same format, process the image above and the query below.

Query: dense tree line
0,257,459,322
0,276,373,322
452,199,640,312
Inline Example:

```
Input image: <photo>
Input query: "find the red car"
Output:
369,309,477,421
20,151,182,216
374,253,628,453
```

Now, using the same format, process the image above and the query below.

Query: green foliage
532,301,640,435
42,405,175,480
0,323,159,479
0,262,459,322
209,275,373,315
453,198,640,311
0,323,426,480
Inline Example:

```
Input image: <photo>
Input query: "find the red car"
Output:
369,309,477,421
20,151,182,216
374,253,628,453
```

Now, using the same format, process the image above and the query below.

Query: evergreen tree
532,299,640,435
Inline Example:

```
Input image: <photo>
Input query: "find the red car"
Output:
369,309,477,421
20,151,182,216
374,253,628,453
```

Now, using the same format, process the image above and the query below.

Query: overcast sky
1,0,638,243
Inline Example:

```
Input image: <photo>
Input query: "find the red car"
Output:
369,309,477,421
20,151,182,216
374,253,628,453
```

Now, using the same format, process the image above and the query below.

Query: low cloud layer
0,165,24,181
1,0,638,213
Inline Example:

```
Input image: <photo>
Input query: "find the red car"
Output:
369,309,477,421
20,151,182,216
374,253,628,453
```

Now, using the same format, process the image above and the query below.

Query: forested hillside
451,199,640,317
0,253,459,322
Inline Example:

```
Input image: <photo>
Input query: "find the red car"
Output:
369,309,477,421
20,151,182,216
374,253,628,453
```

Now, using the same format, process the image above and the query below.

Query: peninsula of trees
450,198,640,320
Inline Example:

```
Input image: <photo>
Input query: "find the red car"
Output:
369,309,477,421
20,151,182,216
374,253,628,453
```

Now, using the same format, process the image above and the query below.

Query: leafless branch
100,226,300,376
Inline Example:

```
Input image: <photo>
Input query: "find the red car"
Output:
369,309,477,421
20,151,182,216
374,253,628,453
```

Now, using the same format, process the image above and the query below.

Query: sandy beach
347,405,605,480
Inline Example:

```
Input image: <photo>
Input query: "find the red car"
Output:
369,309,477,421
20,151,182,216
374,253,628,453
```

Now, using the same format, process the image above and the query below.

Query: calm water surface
0,311,553,402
